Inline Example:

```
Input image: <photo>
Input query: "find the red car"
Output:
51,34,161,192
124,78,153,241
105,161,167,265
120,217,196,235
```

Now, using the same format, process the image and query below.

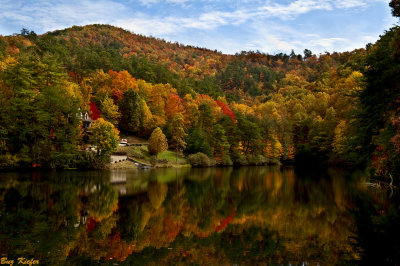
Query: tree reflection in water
0,167,398,265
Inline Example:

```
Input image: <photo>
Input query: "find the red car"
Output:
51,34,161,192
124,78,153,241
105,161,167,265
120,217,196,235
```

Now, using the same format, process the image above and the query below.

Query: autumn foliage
90,102,101,120
216,100,235,122
0,21,399,175
215,208,236,232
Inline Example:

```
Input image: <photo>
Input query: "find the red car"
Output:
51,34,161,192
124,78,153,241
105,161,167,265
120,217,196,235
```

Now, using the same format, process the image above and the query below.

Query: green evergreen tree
185,127,212,157
212,123,230,164
119,89,142,134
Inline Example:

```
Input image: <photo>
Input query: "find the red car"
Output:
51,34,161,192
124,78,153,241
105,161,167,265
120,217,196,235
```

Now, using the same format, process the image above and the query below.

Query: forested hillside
0,1,399,183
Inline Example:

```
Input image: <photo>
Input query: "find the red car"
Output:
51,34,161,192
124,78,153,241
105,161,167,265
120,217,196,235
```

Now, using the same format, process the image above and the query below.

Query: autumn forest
0,2,400,185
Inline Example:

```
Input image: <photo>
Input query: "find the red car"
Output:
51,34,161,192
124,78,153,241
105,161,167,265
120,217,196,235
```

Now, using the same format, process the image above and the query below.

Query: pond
0,166,399,265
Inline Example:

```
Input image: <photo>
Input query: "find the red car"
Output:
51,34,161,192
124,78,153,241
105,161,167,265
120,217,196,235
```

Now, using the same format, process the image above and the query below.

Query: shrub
209,158,217,166
247,155,268,165
231,151,248,165
74,152,109,169
150,155,158,166
157,159,168,164
221,156,233,166
188,152,210,167
0,154,19,169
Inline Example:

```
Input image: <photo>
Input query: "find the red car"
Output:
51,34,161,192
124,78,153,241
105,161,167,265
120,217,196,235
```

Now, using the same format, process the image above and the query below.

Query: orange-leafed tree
165,93,185,119
109,70,138,101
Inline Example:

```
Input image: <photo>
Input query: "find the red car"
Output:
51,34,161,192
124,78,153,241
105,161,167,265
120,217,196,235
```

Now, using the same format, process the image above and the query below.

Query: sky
0,0,398,55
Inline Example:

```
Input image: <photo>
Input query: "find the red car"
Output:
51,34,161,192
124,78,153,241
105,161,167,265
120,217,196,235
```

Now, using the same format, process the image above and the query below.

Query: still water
0,166,398,265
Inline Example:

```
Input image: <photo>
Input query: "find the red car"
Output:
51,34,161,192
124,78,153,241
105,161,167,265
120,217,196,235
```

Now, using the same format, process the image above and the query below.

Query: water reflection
0,167,397,265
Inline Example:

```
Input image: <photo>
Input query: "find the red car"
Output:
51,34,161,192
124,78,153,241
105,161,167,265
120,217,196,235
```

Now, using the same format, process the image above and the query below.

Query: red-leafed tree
216,100,235,123
90,102,101,120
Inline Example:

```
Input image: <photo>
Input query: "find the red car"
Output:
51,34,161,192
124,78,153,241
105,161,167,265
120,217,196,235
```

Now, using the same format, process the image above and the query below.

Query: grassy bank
116,145,189,168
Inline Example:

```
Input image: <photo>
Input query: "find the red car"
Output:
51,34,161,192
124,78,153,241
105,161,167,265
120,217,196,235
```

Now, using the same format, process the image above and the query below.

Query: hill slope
1,23,392,172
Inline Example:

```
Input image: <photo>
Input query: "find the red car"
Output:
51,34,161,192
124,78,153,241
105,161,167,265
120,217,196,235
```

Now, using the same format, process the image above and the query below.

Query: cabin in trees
77,108,94,131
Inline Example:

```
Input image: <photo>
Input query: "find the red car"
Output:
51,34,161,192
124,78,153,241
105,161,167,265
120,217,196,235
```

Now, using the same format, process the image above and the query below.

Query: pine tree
119,89,142,133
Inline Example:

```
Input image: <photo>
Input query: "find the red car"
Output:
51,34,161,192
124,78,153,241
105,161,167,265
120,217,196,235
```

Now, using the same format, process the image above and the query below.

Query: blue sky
0,0,398,55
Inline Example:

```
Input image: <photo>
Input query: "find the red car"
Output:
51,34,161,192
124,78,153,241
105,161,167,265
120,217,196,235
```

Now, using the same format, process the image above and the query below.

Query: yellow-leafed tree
90,118,120,155
148,127,168,156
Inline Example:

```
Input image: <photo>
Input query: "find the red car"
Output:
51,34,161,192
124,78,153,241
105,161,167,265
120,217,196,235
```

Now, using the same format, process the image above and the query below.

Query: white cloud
119,0,391,38
1,0,387,34
137,0,159,5
136,0,192,7
259,0,332,19
0,0,394,54
116,9,251,36
0,0,127,33
334,0,367,9
116,16,181,35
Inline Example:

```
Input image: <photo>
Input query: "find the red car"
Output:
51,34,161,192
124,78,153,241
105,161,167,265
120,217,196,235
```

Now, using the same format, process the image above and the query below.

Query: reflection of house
77,108,95,131
110,170,127,184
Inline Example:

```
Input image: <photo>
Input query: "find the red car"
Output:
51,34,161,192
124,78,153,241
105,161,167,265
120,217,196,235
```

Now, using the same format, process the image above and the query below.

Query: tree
216,100,235,123
109,70,138,101
0,53,81,168
358,27,400,165
90,102,101,120
170,113,187,163
211,124,230,164
332,120,348,155
304,49,313,60
185,127,212,157
119,89,142,134
19,28,37,40
86,69,112,98
141,99,155,133
101,96,120,126
165,94,185,119
290,49,296,59
198,103,214,134
148,127,168,156
237,114,262,154
390,0,400,17
90,118,120,155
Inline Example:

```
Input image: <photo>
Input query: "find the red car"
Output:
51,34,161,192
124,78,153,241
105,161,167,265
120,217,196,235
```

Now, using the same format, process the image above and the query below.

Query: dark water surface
0,166,399,265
